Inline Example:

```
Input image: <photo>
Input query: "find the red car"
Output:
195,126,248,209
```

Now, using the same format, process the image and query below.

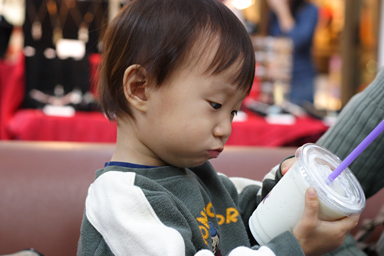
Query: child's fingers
292,188,322,255
281,157,295,175
300,187,319,228
324,215,360,233
320,215,360,250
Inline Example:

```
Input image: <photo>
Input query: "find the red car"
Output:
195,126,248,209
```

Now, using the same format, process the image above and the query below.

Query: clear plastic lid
296,143,366,216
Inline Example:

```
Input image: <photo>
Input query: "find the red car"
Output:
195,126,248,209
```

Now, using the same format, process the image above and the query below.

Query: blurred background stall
0,0,382,146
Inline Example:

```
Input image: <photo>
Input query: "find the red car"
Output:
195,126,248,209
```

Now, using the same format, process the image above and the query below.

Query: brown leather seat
0,141,382,255
0,142,114,255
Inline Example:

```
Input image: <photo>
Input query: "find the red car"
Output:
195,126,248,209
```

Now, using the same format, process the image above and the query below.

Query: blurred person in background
267,0,318,106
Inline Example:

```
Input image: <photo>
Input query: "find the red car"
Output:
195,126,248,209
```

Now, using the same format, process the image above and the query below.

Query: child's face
138,51,248,168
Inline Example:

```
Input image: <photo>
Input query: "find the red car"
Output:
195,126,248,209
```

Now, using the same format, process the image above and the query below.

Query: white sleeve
229,246,275,256
85,171,187,256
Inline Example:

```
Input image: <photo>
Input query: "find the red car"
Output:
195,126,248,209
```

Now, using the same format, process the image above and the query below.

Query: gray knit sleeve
317,68,384,198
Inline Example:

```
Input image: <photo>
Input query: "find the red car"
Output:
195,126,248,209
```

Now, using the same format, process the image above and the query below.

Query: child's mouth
207,149,222,158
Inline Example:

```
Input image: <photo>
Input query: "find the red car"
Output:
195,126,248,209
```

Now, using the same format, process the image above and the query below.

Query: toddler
78,0,358,255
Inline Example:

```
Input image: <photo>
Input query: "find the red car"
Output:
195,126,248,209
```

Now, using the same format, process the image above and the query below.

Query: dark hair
99,0,255,120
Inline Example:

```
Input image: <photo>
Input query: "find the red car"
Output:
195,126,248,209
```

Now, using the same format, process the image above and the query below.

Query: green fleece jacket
77,161,303,256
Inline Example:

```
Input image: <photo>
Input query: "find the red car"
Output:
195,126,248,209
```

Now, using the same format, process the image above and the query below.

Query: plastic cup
249,143,366,245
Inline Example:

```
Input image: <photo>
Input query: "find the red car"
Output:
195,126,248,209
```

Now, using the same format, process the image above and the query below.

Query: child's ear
123,65,149,113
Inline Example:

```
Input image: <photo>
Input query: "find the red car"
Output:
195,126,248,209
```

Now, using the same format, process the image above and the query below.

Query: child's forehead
208,79,249,98
176,54,248,97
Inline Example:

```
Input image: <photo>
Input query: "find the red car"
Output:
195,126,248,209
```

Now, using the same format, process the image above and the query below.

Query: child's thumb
302,187,319,224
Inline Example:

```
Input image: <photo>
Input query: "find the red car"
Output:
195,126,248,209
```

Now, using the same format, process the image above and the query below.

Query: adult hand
266,0,295,32
266,0,290,14
293,188,360,256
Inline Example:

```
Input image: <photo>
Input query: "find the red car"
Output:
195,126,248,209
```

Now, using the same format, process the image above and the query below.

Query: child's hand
257,155,296,205
280,157,295,175
293,188,360,256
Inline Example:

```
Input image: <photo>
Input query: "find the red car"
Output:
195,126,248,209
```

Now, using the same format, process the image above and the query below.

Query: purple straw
327,119,384,184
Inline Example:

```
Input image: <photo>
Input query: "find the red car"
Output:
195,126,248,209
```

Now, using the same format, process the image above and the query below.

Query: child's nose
213,119,232,140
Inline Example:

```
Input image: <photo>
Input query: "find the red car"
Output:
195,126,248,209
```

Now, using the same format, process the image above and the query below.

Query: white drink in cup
249,143,366,245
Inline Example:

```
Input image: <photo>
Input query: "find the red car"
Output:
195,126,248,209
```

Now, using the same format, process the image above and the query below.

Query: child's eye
231,110,238,116
210,102,222,110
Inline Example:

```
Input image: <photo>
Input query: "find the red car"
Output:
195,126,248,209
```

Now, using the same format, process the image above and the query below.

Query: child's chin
174,159,208,168
189,160,209,168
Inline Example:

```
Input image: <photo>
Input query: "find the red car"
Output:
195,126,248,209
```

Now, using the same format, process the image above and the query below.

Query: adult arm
317,68,384,198
269,2,319,52
267,0,295,32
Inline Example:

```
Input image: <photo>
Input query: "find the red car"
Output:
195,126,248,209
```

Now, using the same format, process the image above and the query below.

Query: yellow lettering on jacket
216,214,225,225
196,210,209,229
226,207,239,224
206,202,225,224
196,202,239,244
206,202,215,217
199,225,209,245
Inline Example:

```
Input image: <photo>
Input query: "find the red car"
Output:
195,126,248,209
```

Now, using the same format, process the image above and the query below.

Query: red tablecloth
8,109,117,143
6,109,328,146
1,54,329,145
228,113,328,146
0,55,25,139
